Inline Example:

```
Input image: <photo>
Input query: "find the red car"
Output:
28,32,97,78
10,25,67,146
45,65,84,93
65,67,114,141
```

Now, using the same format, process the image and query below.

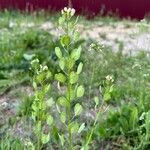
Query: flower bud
71,8,75,16
64,7,67,12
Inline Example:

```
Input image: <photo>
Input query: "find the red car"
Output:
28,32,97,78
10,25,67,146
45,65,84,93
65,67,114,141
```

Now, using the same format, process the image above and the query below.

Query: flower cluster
30,59,48,75
106,75,114,83
61,7,75,17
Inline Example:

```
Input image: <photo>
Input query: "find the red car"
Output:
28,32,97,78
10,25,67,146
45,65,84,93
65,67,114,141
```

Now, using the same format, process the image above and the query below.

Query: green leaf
55,73,66,83
70,72,78,84
59,58,65,70
71,46,82,61
74,31,80,41
55,47,62,59
41,133,50,144
74,103,82,116
129,107,138,129
94,96,99,106
56,104,61,113
66,57,75,70
46,71,52,79
35,121,41,134
78,123,85,133
46,97,54,107
58,134,65,146
57,97,69,107
47,115,53,125
77,62,83,74
109,85,114,92
69,122,79,134
77,85,84,98
23,53,35,61
37,73,45,83
43,84,50,93
33,81,37,89
58,16,65,25
60,35,70,46
60,112,66,123
104,93,111,102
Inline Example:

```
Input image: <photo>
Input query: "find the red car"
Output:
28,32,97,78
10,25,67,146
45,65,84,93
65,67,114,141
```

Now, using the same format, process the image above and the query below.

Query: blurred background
0,0,150,19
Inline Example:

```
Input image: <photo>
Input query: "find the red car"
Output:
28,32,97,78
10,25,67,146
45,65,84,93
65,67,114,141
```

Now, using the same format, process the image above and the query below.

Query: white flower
67,8,71,13
61,7,75,17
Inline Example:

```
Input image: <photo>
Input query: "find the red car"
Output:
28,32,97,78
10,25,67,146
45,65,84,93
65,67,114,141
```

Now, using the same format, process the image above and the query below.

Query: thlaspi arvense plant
54,7,85,150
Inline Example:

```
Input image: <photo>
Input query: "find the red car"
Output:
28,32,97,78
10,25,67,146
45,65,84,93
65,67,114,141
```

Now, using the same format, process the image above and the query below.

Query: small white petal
61,10,64,14
64,7,67,12
71,8,75,16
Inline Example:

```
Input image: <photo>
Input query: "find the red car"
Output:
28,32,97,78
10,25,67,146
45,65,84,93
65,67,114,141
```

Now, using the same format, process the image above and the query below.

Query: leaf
41,133,50,144
37,73,45,83
23,53,35,61
58,16,65,25
78,123,85,133
77,85,84,98
70,72,78,84
55,73,66,83
46,97,54,107
129,107,138,129
69,122,79,134
71,46,82,61
119,117,129,132
32,81,37,89
47,115,53,125
55,47,62,59
94,96,99,106
104,93,111,102
57,97,69,107
59,58,65,70
35,121,41,134
60,112,66,123
77,62,83,74
66,57,75,70
74,31,80,41
56,104,61,113
109,85,114,93
58,134,65,146
46,71,52,79
43,84,50,93
74,103,82,116
60,35,70,46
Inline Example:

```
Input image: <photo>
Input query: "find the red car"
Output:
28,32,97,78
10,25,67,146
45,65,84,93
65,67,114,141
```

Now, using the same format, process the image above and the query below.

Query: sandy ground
40,21,150,54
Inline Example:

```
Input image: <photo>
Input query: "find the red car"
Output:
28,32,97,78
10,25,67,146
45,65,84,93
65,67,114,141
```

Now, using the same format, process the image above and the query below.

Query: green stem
66,17,72,150
37,135,41,150
68,76,72,150
37,121,41,150
84,101,104,149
